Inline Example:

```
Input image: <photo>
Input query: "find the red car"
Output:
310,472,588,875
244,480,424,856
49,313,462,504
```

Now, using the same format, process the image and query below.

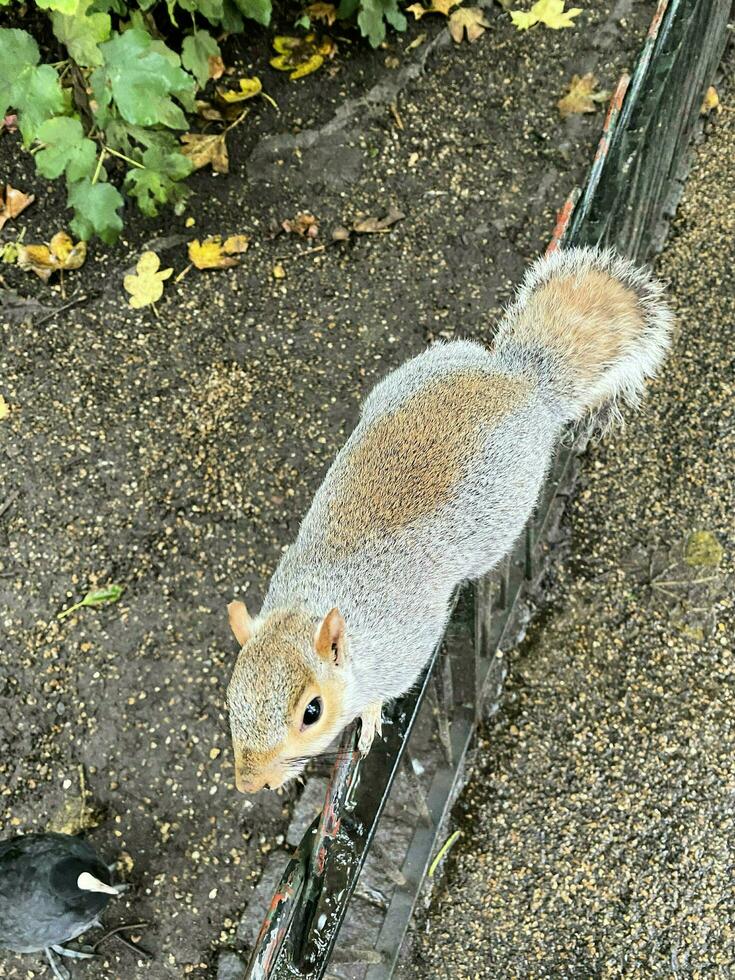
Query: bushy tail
493,246,674,426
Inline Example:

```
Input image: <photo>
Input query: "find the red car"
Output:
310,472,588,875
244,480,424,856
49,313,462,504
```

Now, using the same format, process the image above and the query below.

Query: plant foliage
0,0,412,244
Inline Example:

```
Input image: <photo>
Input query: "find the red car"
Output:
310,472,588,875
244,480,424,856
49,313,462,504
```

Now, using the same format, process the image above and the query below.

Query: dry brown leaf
282,212,319,237
448,7,491,42
407,0,459,18
331,225,351,241
18,231,87,283
305,2,337,24
196,100,226,122
0,184,35,230
558,72,610,118
209,55,225,80
188,234,250,270
180,132,229,174
352,205,405,234
700,85,720,115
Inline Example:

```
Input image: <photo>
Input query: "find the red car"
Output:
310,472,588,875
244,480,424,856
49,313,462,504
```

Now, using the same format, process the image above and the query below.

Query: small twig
91,923,153,959
104,146,146,169
174,262,193,283
294,244,327,259
654,576,720,589
225,109,250,133
92,148,107,185
428,830,461,877
0,490,20,521
35,293,91,326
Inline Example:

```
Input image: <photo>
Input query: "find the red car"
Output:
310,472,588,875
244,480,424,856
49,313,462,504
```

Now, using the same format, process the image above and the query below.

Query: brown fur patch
514,271,643,383
327,371,529,550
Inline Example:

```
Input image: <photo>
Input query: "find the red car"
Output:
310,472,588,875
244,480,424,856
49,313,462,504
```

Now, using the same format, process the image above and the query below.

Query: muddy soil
1,2,654,976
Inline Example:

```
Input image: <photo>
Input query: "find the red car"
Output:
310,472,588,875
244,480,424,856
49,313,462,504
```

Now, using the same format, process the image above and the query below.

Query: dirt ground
2,2,663,977
402,47,735,980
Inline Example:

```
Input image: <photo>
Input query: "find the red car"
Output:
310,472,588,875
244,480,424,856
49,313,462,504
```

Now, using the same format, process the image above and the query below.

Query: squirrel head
226,601,349,792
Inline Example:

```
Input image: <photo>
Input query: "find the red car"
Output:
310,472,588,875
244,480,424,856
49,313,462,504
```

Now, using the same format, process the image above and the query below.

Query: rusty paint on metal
546,188,580,255
647,0,670,38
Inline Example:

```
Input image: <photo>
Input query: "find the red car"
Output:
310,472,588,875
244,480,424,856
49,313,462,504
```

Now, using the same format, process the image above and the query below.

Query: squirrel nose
236,771,268,793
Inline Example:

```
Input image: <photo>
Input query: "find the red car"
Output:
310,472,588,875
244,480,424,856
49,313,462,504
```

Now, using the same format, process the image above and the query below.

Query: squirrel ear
314,607,345,667
228,600,253,646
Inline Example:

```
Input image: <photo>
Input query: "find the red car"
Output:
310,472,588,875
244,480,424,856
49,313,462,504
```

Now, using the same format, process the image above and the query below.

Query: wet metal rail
244,1,731,976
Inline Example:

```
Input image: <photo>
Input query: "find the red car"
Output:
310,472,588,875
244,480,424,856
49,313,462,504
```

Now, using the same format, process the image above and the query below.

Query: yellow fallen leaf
0,395,9,421
304,2,337,24
272,263,286,279
700,85,720,115
188,234,250,270
185,216,195,228
217,77,263,103
511,0,581,29
405,32,428,51
180,132,229,173
48,795,100,836
18,232,87,283
271,34,335,80
448,7,491,42
407,0,459,18
558,72,610,118
684,530,723,567
0,183,34,230
123,251,173,308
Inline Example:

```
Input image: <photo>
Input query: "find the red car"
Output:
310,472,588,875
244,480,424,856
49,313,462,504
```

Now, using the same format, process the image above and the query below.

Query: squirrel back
226,246,673,792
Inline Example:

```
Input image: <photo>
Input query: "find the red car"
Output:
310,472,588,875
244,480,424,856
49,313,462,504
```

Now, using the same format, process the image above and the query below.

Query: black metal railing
243,1,731,975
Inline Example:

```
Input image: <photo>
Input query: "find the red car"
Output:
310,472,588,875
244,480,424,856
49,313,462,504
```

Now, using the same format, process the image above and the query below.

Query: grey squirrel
226,246,673,792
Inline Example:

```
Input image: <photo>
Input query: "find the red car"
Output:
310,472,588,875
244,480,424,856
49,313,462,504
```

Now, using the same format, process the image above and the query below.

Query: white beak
77,871,121,896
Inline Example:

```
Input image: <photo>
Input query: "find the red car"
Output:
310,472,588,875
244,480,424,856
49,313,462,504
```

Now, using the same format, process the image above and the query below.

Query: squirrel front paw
358,702,384,756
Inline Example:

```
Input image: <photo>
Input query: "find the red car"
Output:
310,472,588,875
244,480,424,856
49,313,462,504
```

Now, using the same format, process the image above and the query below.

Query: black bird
0,831,126,979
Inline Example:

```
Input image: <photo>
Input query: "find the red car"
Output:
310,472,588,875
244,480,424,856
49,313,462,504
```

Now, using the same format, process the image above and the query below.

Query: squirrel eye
302,697,322,728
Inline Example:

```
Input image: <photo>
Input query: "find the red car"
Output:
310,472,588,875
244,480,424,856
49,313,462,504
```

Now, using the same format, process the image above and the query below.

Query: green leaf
15,66,67,144
125,144,193,216
181,29,222,89
68,177,124,244
57,584,125,620
35,117,98,182
91,29,195,129
90,0,127,12
51,1,111,67
357,0,406,45
336,0,360,16
232,0,272,26
220,0,245,30
0,28,40,116
35,0,79,12
198,0,226,22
